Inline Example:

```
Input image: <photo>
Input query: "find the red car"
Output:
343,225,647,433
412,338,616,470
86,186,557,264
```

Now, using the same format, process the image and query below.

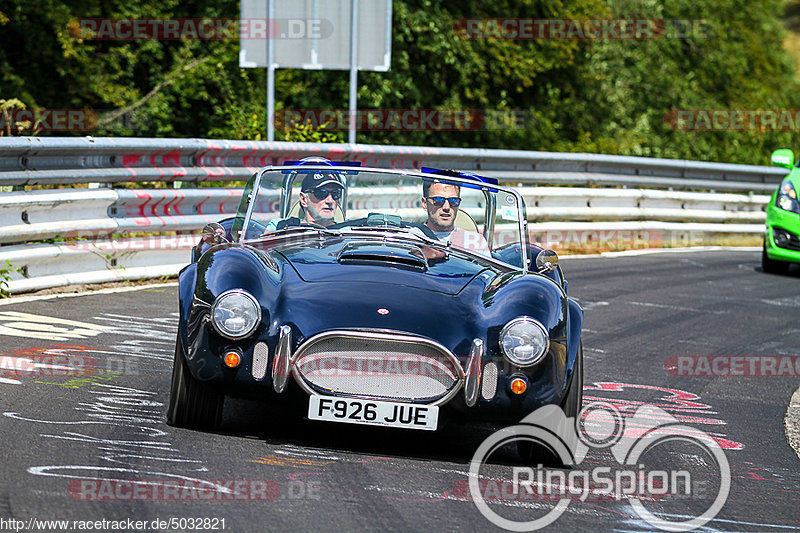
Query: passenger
421,180,491,257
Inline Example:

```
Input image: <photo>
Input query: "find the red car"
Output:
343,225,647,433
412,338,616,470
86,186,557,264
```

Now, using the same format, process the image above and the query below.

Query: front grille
292,330,464,405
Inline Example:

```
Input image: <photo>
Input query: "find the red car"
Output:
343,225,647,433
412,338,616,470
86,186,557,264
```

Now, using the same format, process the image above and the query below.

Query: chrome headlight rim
210,289,261,340
499,316,550,367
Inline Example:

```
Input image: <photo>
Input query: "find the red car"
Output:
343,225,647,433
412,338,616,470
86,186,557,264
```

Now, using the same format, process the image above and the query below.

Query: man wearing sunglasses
298,171,344,226
265,171,345,231
421,180,490,257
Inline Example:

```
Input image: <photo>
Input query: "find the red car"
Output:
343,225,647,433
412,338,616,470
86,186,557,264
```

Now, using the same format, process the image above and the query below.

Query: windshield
236,166,529,271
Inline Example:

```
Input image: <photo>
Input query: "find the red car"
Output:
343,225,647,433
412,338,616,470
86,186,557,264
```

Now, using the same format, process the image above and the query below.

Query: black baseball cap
300,171,345,192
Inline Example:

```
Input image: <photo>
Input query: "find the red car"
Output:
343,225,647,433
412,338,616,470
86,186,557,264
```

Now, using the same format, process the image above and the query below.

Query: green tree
1,0,799,165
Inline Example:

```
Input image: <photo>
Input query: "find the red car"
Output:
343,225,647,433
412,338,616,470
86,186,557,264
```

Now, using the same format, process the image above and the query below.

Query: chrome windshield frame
239,167,266,244
241,165,530,274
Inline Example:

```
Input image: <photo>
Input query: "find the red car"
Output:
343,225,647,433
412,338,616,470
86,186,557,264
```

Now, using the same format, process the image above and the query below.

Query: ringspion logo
469,403,730,531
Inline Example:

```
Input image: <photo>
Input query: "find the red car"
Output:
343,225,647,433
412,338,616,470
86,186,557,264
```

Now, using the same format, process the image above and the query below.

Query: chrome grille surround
464,339,483,407
291,329,465,406
272,325,292,393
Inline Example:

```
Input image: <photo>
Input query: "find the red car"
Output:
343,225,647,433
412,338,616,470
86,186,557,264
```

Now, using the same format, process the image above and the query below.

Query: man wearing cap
264,170,345,231
297,171,345,226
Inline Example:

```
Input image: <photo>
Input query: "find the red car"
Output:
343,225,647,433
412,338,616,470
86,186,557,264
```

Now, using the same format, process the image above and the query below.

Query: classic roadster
167,160,583,436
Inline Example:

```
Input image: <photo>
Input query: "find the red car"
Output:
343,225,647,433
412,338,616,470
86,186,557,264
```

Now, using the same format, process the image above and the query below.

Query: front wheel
561,342,584,419
762,243,790,275
166,336,223,430
517,343,583,465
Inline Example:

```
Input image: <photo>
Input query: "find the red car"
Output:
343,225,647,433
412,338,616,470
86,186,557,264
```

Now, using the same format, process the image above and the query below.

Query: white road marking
760,296,800,307
0,282,177,306
0,311,112,340
628,301,728,315
560,246,760,259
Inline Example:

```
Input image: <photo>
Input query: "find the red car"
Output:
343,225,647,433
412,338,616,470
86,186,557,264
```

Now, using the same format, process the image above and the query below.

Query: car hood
191,240,566,351
263,237,495,296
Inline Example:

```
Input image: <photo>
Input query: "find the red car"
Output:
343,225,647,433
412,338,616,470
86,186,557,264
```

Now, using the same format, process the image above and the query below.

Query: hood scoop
337,241,428,271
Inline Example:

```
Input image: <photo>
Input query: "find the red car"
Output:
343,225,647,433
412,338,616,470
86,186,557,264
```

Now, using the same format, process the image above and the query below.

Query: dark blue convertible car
167,160,583,438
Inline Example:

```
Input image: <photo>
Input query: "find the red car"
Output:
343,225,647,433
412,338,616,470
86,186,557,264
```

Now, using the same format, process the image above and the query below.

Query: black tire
762,243,790,274
517,343,584,466
561,342,584,419
166,336,223,430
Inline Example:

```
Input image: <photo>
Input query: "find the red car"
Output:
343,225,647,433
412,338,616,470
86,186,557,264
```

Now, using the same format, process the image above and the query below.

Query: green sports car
764,148,800,274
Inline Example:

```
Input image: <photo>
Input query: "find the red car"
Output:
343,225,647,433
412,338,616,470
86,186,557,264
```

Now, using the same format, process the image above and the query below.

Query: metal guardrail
0,137,784,293
0,186,769,245
0,136,787,191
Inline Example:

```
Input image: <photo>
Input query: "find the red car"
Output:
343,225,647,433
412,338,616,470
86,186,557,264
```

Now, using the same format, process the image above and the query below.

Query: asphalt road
0,249,798,532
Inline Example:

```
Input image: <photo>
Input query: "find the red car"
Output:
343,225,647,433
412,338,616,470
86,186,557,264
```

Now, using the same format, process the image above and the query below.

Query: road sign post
240,0,392,143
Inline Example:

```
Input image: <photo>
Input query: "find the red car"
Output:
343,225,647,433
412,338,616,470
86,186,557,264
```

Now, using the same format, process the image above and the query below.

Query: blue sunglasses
426,196,462,207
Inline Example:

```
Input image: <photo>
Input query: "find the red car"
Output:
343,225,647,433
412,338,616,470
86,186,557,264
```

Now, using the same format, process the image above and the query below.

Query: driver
265,170,344,231
421,180,491,257
297,171,344,226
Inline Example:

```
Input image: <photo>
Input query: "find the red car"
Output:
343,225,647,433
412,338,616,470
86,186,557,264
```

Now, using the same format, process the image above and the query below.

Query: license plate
307,396,438,431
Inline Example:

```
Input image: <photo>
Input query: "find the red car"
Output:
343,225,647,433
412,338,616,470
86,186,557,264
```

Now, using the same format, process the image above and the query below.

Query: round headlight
500,317,549,367
211,290,261,339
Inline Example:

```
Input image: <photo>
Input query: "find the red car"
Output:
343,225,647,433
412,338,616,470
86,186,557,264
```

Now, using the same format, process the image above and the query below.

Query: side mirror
771,149,794,170
535,249,559,273
201,222,228,246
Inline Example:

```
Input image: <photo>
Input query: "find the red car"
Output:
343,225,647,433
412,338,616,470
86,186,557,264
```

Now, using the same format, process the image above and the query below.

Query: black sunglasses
310,188,342,201
426,196,462,207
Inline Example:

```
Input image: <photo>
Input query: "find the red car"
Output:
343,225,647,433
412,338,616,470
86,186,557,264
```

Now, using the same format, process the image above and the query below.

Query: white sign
240,0,392,71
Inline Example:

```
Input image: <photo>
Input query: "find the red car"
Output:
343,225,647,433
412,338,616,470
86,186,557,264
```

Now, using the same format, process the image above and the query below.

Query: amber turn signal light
224,351,241,368
510,376,527,395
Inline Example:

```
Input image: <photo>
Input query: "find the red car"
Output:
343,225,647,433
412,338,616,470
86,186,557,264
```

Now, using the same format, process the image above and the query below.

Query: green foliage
0,260,23,298
1,0,799,165
279,120,345,143
0,98,28,135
